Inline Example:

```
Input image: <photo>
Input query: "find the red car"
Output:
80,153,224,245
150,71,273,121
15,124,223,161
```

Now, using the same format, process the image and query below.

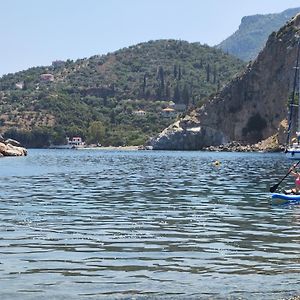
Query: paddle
269,160,300,193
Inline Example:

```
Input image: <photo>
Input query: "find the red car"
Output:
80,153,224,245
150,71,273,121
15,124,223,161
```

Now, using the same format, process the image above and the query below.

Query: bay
0,149,299,299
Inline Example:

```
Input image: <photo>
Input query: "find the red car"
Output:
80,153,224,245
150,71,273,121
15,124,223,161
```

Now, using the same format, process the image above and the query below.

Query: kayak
271,193,300,205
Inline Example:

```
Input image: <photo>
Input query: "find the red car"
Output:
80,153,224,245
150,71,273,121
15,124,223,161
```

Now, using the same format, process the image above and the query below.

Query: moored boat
285,143,300,159
285,39,300,159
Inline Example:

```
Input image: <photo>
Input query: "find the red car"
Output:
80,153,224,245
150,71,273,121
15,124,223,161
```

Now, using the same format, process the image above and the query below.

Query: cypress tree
142,74,147,97
174,84,180,103
165,81,171,99
206,63,210,82
213,65,217,84
178,65,182,81
157,66,165,99
182,84,190,107
173,65,178,78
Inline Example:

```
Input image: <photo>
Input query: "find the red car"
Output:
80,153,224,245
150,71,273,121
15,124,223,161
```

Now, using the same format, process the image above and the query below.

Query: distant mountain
0,39,245,147
217,7,300,61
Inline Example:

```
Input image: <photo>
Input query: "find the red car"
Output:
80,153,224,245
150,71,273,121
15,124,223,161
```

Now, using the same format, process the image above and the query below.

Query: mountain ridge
0,39,245,147
217,7,300,61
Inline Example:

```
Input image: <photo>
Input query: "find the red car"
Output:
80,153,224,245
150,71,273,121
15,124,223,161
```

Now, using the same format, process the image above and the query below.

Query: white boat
49,136,86,149
286,142,300,159
286,40,300,159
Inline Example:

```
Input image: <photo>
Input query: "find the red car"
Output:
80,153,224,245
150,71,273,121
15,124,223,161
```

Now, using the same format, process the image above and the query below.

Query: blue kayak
271,193,300,204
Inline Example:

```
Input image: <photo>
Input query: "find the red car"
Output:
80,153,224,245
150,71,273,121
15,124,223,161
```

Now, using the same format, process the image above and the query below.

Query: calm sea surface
0,149,299,299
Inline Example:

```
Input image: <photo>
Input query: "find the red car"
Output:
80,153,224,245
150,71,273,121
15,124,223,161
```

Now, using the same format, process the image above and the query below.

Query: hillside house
67,137,85,147
52,60,65,68
174,103,186,111
133,110,146,116
161,107,176,118
40,73,54,82
168,101,176,108
15,82,24,89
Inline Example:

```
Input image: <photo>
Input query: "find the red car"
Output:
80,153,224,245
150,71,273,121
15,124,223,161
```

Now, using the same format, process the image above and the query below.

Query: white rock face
150,115,228,150
0,141,27,157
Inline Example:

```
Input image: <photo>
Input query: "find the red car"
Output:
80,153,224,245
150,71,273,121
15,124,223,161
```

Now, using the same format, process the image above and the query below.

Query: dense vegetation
0,39,245,147
217,7,300,61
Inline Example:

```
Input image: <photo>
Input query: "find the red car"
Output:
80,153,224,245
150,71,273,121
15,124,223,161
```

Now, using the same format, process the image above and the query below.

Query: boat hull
285,149,300,160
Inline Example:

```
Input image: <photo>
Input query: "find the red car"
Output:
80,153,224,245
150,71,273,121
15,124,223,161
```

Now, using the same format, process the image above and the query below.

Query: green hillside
0,39,245,147
217,7,300,61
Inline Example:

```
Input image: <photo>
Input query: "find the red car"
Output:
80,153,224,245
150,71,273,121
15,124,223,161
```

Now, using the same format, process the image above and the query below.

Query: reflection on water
0,149,299,299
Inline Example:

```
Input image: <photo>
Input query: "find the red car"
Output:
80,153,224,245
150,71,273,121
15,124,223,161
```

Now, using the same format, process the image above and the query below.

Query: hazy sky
0,0,299,76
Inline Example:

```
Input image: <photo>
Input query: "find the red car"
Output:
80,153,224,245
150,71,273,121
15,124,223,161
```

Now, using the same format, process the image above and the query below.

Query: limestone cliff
151,13,300,150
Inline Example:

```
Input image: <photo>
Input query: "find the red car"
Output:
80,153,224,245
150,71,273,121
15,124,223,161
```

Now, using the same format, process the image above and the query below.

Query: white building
161,107,176,118
67,137,85,147
133,110,146,116
52,60,65,68
15,82,24,89
40,74,54,82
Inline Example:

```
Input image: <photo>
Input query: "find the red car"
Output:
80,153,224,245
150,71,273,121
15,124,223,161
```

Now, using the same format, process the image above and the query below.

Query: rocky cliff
151,13,300,150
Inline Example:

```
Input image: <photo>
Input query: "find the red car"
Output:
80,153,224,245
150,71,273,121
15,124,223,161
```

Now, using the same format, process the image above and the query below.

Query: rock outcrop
150,113,228,150
151,13,300,151
0,135,27,157
204,135,284,152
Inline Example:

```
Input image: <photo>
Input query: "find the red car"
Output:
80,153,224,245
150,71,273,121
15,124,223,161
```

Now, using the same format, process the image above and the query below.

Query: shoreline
75,145,140,151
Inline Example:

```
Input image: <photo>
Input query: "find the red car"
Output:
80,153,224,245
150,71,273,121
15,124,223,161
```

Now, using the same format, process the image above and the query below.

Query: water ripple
0,150,299,299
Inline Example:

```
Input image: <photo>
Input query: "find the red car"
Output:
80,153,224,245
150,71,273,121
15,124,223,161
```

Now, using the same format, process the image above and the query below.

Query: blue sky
0,0,299,76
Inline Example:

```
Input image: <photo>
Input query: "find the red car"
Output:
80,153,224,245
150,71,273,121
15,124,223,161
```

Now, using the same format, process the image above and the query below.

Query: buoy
213,160,221,166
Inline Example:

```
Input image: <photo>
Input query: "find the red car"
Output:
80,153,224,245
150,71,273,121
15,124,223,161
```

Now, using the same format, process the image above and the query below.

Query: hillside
217,7,300,61
0,40,245,147
151,13,300,150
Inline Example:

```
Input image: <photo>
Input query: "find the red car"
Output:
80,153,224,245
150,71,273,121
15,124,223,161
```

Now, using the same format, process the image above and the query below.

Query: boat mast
297,39,300,143
286,38,300,148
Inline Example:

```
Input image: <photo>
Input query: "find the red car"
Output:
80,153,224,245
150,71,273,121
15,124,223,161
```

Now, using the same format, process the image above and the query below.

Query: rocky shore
204,140,284,153
0,135,27,157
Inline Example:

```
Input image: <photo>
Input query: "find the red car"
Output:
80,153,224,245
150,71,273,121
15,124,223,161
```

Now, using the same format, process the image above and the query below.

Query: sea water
0,149,299,299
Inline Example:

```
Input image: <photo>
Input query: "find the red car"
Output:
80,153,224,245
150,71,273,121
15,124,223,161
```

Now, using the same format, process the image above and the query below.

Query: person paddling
285,163,300,194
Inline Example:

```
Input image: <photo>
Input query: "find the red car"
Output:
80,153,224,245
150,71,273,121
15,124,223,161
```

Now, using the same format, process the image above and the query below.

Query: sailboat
285,39,300,159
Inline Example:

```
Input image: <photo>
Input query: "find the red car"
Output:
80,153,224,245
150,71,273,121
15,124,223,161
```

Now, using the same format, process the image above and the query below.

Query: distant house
133,110,146,116
67,137,85,148
174,103,186,111
168,101,176,108
67,137,83,145
15,82,24,89
40,73,54,82
52,60,65,68
161,107,176,118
